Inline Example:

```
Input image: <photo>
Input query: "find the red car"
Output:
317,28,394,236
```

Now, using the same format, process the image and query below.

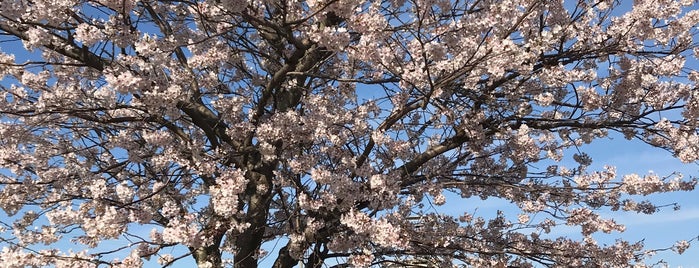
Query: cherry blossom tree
1,0,699,267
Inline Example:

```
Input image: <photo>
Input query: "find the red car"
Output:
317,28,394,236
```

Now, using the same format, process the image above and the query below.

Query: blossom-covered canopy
1,0,698,267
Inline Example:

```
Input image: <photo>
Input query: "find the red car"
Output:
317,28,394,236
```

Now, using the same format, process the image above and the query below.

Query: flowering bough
0,0,698,267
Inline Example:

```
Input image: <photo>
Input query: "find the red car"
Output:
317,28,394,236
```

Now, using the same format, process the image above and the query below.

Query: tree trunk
192,244,223,268
234,165,274,268
272,243,299,268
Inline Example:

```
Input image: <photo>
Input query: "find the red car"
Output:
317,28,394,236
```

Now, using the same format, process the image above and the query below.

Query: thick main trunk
272,244,299,268
234,166,274,268
192,244,223,268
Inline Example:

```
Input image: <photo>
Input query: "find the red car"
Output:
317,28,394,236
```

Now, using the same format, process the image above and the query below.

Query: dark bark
272,244,299,268
233,164,274,268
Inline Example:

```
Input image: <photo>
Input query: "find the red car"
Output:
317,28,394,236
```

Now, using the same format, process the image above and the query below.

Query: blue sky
575,134,699,266
430,132,699,267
